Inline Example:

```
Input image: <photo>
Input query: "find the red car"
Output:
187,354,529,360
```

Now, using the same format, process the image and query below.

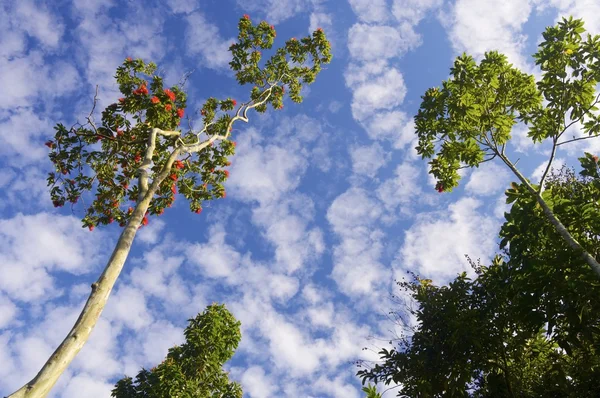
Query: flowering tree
111,303,243,398
9,15,331,398
414,17,600,277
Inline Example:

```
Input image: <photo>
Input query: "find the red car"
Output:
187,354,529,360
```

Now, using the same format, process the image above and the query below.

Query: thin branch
538,136,558,193
557,133,600,146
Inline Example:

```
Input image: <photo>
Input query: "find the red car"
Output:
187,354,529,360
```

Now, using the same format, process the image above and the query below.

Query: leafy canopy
415,16,600,192
46,15,331,230
112,304,243,398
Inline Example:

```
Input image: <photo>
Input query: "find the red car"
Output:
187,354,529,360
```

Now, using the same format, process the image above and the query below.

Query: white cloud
0,213,109,303
350,143,389,177
104,286,153,330
350,68,407,121
185,11,235,70
137,219,167,245
186,223,241,278
376,161,429,216
348,0,390,23
327,188,388,295
13,0,65,48
465,162,511,196
445,0,533,69
398,197,499,282
348,24,412,61
0,295,18,329
545,0,600,33
242,366,278,398
236,0,312,24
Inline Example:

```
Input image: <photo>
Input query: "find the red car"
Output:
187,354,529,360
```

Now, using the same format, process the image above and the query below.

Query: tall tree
357,154,600,396
111,303,243,398
9,16,331,398
414,17,600,276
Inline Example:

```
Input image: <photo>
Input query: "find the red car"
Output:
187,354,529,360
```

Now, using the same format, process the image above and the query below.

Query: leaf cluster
111,304,242,398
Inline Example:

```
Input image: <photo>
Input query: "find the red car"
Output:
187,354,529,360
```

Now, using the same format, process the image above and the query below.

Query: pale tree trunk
7,146,182,398
499,153,600,278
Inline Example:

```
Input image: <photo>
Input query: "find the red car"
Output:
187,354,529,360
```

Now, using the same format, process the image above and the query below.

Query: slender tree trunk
499,154,600,278
7,145,181,398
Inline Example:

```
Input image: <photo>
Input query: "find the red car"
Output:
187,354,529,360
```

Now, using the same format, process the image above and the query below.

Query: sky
1,0,600,397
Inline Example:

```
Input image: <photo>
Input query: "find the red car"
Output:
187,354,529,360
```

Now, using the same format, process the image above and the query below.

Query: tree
357,154,600,396
414,17,600,277
357,257,600,396
9,16,331,398
111,303,243,398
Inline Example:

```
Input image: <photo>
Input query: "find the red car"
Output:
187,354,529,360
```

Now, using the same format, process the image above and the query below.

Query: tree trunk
500,154,600,278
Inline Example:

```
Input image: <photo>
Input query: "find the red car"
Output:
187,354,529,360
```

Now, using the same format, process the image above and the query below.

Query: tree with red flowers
9,16,331,398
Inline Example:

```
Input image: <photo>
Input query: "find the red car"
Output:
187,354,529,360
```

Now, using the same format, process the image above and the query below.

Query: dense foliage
112,304,243,398
357,155,600,397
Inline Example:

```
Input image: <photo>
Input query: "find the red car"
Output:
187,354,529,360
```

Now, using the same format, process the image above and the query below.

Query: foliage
415,16,600,193
46,15,332,230
111,304,242,398
357,257,600,397
357,155,600,396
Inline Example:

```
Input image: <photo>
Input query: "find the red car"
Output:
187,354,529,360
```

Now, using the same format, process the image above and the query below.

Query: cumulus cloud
465,162,511,196
185,11,235,70
397,197,500,282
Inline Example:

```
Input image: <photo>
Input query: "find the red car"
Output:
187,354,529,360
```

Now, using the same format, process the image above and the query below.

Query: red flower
134,154,142,162
119,221,126,227
176,108,184,118
174,160,184,169
116,129,124,137
169,173,178,181
195,208,202,214
142,216,148,226
126,57,132,61
201,109,206,116
226,161,231,166
243,14,250,19
221,190,227,198
164,88,176,101
151,96,160,104
437,185,444,193
165,104,172,111
232,141,236,147
224,170,230,178
111,201,119,208
122,182,129,189
45,140,54,148
270,25,275,30
291,37,296,41
317,27,323,32
53,200,62,208
89,225,95,231
128,207,133,214
118,98,125,103
108,218,114,224
134,84,148,95
593,155,599,163
171,184,177,194
158,208,164,215
231,99,237,106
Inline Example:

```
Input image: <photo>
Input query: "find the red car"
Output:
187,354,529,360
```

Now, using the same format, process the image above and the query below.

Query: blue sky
1,0,600,397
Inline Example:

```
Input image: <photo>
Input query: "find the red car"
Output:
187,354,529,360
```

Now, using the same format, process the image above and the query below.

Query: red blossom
174,160,185,169
116,129,124,137
225,161,231,166
224,170,230,178
120,221,126,227
437,185,444,193
111,201,119,208
108,218,114,224
118,98,125,103
126,57,132,61
317,27,323,32
201,109,206,116
176,108,184,118
142,216,148,226
195,208,202,214
165,104,172,111
128,207,133,214
151,96,160,104
45,140,54,148
169,173,178,181
593,155,599,163
232,141,237,147
222,191,226,198
53,200,62,208
171,184,177,194
89,225,95,231
164,88,176,101
231,99,237,106
243,14,250,20
134,154,142,163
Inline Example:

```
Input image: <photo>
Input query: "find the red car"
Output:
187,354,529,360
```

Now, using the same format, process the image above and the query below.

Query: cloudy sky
1,0,599,397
